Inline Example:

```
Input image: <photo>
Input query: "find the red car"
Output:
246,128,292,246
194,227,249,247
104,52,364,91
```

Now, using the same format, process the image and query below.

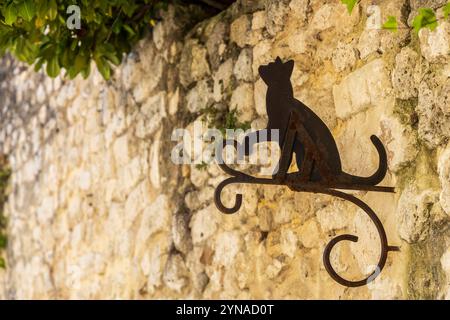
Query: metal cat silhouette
214,57,399,287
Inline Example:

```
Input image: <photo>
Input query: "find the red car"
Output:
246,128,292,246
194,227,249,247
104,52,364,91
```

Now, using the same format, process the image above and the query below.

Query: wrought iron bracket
213,57,400,287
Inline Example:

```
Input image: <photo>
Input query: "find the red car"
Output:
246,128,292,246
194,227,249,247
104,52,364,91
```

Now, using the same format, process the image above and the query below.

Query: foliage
382,16,398,32
224,109,251,134
0,0,172,80
412,8,438,33
195,161,208,171
341,0,358,14
340,1,449,33
445,3,450,19
0,157,11,269
200,106,251,135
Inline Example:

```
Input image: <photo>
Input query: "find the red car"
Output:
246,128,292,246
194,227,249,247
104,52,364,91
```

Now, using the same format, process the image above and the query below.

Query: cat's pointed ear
284,60,294,75
258,65,269,84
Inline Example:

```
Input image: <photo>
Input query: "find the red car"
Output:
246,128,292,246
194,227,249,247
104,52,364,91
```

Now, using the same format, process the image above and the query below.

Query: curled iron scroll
213,57,399,287
214,143,399,287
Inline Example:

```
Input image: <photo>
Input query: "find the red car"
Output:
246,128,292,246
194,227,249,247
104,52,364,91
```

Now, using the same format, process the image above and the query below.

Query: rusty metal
214,57,399,287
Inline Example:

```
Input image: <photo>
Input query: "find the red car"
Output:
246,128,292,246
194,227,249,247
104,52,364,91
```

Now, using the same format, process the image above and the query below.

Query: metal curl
214,177,243,214
212,113,399,287
319,188,399,287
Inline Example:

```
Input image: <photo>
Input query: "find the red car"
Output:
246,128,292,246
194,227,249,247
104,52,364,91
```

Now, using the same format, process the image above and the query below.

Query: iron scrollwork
214,57,399,287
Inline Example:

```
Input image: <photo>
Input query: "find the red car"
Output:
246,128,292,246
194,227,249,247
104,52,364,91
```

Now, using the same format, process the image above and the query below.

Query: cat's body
245,57,387,185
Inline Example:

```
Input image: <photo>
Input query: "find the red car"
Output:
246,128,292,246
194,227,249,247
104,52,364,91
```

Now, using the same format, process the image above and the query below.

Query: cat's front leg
296,152,314,182
272,123,296,183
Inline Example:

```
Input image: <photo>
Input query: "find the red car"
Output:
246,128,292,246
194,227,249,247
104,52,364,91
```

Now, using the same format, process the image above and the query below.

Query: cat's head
258,57,294,85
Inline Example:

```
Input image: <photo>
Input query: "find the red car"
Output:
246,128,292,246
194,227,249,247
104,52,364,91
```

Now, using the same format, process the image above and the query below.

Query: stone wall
0,0,449,299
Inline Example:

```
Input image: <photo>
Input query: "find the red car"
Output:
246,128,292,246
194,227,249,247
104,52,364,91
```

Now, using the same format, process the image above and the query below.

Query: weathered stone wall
0,0,449,299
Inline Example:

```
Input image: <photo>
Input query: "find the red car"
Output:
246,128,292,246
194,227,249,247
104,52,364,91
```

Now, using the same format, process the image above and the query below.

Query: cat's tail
339,135,388,186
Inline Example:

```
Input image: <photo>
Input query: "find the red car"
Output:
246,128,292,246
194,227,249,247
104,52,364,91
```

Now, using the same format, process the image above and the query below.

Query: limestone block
113,135,129,167
416,71,450,148
310,3,335,32
149,139,161,189
286,32,311,55
419,21,450,63
253,78,267,116
234,49,253,82
189,205,219,245
190,166,209,188
137,195,171,247
332,42,358,72
163,254,188,292
391,48,419,100
298,219,320,249
288,0,309,25
230,15,252,47
152,22,165,51
230,83,255,122
140,91,167,137
333,59,391,119
36,85,46,104
379,114,418,172
316,200,352,232
124,179,152,228
265,0,290,36
252,10,266,30
145,236,170,294
168,88,180,116
368,277,403,300
172,212,192,255
438,145,450,215
186,80,213,113
252,39,273,78
206,20,228,70
213,231,241,266
179,39,211,88
441,248,450,275
185,186,214,211
213,59,233,102
279,229,298,258
396,185,439,243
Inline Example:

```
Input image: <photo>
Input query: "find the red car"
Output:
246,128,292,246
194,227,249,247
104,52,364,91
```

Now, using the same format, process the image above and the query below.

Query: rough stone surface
333,59,391,119
419,21,450,63
0,0,449,300
332,42,358,72
392,48,419,100
397,186,439,243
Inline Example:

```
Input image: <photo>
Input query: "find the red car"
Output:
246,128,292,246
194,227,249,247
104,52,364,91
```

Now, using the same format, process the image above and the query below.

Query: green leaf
0,0,172,80
75,54,88,71
341,0,358,14
18,0,36,22
46,56,61,78
382,16,398,32
123,24,136,36
48,0,58,20
0,257,5,269
104,52,120,66
95,57,111,80
444,3,450,19
3,4,18,25
81,63,91,79
37,0,49,18
412,8,438,34
34,57,45,72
